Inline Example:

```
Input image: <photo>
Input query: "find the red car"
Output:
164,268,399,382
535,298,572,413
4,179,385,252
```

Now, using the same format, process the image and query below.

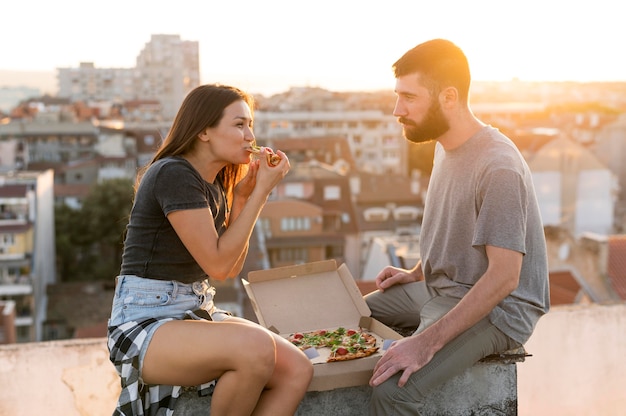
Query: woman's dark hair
136,84,255,212
392,39,471,101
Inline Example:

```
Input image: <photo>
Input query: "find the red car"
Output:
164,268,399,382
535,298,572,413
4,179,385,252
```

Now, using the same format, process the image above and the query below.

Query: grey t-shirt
420,126,550,344
120,156,228,283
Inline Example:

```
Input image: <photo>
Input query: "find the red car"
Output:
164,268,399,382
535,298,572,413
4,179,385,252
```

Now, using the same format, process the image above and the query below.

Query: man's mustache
398,117,417,127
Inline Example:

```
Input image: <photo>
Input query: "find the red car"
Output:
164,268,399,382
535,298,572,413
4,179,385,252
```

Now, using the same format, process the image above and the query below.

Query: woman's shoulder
140,157,201,189
147,156,196,176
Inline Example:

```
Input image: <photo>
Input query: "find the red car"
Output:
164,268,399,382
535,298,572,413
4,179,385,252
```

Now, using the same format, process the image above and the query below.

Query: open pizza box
243,259,402,391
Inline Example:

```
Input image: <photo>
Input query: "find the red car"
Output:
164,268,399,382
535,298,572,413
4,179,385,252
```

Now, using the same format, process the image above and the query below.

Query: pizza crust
327,346,379,362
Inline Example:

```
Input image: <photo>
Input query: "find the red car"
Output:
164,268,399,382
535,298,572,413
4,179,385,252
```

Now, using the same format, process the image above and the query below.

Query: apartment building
254,110,407,175
0,170,55,342
57,63,135,105
255,159,360,274
58,34,199,120
529,134,617,236
0,118,99,171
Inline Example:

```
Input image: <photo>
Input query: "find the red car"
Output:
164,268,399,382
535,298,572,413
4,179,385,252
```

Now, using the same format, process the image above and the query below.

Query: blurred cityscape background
0,33,625,415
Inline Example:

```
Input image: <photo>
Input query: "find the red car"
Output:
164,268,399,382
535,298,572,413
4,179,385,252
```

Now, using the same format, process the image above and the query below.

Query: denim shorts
108,275,217,375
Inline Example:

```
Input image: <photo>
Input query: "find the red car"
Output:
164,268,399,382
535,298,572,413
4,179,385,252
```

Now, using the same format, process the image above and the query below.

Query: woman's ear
198,129,211,142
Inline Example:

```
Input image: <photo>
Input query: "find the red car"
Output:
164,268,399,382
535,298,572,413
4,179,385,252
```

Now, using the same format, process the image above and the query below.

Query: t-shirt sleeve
152,161,210,216
473,168,528,254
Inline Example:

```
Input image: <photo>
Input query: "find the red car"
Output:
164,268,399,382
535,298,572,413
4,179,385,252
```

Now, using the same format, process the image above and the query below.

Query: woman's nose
245,127,255,141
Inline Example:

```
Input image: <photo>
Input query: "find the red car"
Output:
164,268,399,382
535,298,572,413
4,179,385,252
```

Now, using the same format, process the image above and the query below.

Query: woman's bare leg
252,332,314,416
142,319,277,416
224,317,314,416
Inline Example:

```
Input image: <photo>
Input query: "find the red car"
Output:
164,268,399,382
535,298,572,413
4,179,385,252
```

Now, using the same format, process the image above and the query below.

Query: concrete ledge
2,304,624,415
174,360,518,415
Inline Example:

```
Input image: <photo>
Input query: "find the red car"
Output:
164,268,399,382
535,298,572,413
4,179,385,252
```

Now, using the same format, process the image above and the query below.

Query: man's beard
400,99,450,144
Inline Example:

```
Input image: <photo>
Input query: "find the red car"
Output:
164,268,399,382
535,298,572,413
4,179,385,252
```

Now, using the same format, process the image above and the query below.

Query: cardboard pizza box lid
243,259,372,334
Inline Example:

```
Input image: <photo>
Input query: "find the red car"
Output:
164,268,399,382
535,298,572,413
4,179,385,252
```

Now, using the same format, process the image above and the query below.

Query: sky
1,0,625,96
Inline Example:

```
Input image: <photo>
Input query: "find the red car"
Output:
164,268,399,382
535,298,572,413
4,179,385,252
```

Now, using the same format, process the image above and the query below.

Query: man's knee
369,375,426,416
365,285,422,329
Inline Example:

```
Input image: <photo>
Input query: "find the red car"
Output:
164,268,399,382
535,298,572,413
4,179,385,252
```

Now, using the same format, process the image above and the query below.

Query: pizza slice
248,144,281,166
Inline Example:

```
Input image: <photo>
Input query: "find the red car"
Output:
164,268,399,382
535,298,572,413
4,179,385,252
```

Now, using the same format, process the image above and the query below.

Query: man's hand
369,334,436,387
375,265,422,292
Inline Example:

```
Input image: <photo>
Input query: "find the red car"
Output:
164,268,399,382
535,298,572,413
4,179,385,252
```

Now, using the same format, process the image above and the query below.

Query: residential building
121,122,169,168
134,34,200,119
350,171,424,279
58,34,199,120
269,136,357,173
257,160,359,273
529,134,617,236
593,114,626,231
57,63,135,105
0,170,55,342
0,119,99,170
254,110,407,175
53,155,137,208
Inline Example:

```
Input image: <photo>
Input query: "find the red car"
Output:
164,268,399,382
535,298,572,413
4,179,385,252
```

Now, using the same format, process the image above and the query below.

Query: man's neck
438,114,485,151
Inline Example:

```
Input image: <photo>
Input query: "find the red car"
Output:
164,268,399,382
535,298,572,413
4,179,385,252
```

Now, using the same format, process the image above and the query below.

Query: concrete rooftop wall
0,302,624,415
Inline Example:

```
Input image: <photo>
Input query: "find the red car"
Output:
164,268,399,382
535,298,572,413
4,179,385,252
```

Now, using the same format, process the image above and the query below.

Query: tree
54,204,82,280
55,178,134,281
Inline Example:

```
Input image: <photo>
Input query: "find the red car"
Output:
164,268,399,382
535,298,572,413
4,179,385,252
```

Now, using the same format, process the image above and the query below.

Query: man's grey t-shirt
120,156,227,283
420,126,550,344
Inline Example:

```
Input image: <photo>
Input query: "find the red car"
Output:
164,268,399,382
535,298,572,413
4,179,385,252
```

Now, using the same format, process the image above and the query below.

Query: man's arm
370,245,522,387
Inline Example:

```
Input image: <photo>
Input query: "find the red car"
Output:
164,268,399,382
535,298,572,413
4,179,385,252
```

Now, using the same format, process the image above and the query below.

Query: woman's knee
276,343,314,386
241,327,276,376
293,351,314,385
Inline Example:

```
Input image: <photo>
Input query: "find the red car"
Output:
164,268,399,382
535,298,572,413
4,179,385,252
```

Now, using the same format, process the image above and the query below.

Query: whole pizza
288,327,379,362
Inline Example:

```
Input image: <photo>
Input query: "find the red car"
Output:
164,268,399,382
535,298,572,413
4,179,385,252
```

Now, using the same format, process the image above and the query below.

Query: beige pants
364,281,520,416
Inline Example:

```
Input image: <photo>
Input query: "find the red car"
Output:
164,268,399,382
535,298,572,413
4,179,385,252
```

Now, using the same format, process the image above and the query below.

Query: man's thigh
364,281,431,329
370,306,516,416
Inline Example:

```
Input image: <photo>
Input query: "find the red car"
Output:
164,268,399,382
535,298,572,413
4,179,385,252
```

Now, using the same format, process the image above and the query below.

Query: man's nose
393,102,406,117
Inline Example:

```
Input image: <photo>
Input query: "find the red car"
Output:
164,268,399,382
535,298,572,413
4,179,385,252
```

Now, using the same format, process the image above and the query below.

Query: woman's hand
234,149,289,202
233,159,259,201
255,149,290,192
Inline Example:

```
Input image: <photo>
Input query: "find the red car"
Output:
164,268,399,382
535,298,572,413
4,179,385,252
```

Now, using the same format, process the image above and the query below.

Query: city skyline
2,0,626,96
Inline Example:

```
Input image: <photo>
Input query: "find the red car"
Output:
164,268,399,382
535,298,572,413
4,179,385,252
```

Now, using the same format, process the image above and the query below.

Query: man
365,39,550,415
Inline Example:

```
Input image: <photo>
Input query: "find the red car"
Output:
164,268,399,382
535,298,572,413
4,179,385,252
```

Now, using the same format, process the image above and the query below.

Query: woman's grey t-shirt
420,126,550,344
120,156,228,283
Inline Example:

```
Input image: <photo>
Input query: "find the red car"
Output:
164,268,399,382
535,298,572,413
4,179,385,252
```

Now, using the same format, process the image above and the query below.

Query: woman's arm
169,152,288,280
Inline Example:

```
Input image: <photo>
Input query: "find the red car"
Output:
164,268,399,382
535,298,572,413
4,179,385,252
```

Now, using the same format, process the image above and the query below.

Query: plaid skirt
108,316,217,416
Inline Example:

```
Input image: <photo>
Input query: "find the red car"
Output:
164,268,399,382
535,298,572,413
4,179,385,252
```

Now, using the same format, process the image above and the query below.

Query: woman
107,84,313,416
